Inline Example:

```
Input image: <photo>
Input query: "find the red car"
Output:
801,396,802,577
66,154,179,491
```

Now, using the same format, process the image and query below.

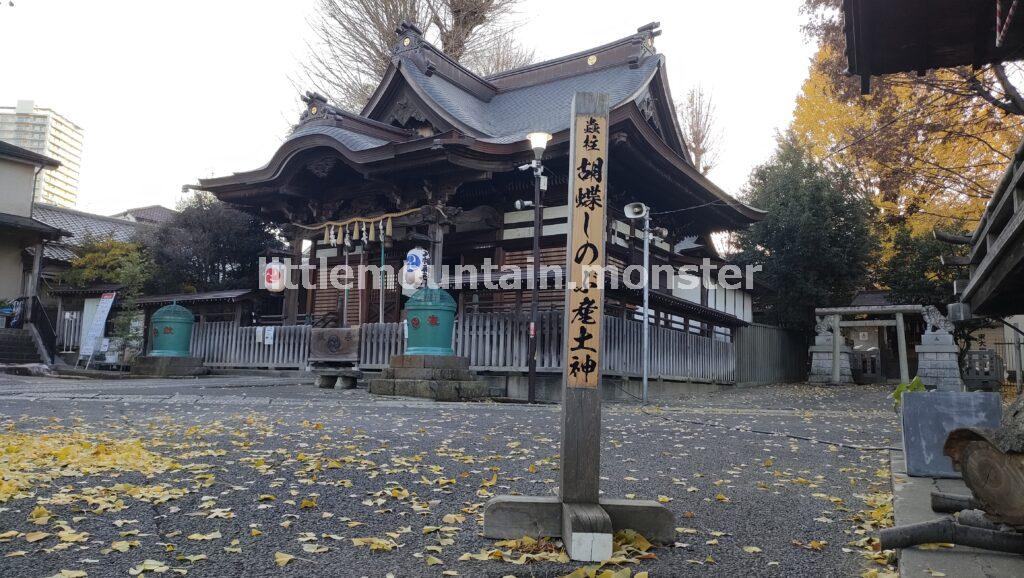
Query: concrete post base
482,494,675,560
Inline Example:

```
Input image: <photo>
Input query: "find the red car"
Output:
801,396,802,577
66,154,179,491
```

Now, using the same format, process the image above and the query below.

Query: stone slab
368,379,395,396
901,391,1001,478
890,451,1024,577
382,367,475,381
563,502,613,561
482,495,675,545
388,355,469,369
370,378,489,401
130,356,207,377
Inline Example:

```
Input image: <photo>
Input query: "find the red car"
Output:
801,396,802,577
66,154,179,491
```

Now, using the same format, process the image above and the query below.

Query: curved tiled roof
287,124,389,152
399,54,661,144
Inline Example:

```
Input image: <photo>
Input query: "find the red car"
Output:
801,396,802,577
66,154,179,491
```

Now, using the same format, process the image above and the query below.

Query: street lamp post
624,202,651,403
525,131,551,404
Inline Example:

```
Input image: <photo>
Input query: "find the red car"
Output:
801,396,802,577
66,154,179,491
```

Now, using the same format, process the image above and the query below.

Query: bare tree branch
677,86,721,175
298,0,533,111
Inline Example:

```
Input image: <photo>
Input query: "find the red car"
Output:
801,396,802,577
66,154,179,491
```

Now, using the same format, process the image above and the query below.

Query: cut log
880,517,1024,554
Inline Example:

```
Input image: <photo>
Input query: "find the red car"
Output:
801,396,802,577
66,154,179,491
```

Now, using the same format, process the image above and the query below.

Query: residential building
0,100,84,208
0,140,65,303
110,204,177,225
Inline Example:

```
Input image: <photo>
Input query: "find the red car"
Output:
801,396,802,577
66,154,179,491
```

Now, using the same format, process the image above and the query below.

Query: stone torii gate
810,304,966,390
810,305,921,385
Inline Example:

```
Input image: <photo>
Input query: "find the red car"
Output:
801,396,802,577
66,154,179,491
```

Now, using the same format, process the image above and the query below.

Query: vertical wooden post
831,313,842,383
481,92,674,555
284,234,302,326
560,92,613,561
895,312,909,384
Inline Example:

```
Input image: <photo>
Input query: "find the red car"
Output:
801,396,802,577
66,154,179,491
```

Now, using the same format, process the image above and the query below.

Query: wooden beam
933,229,972,245
941,254,971,266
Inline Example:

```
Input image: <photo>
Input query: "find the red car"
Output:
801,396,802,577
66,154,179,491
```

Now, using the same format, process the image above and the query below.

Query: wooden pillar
284,235,302,326
429,222,444,286
895,312,909,384
831,313,842,383
358,249,368,325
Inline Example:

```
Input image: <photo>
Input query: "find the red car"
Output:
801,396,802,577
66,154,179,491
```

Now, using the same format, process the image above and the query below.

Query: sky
0,0,817,215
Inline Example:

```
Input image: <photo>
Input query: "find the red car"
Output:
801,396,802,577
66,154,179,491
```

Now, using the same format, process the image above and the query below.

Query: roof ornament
394,20,425,54
300,91,332,123
634,22,661,54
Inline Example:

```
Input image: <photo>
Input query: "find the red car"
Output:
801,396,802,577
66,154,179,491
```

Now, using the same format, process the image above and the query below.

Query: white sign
264,326,276,345
80,292,116,357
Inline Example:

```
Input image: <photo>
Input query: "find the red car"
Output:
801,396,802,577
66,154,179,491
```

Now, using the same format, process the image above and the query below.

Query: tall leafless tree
678,86,721,175
300,0,533,111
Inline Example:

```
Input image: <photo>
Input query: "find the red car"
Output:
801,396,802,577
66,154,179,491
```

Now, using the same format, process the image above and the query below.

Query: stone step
369,378,489,401
0,353,42,364
388,354,469,370
381,367,476,381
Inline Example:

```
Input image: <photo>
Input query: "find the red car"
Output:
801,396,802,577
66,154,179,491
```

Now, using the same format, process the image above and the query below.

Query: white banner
80,292,116,357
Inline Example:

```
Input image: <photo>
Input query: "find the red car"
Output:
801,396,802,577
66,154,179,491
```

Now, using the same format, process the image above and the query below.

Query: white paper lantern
264,261,288,293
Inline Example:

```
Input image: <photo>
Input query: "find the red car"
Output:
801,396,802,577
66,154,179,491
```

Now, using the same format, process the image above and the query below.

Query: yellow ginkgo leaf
274,552,294,567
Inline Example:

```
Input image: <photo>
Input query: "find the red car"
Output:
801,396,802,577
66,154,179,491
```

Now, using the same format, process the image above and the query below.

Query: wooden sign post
560,92,613,560
482,92,675,561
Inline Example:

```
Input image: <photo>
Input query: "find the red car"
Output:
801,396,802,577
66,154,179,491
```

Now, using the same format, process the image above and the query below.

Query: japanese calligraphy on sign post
564,93,609,389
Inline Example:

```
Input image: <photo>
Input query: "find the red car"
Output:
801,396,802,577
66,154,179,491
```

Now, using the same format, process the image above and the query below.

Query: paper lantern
263,261,288,293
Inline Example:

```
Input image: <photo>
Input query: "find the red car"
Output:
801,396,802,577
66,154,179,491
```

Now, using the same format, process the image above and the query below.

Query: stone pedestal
808,334,854,384
915,331,964,391
368,355,490,401
901,391,1001,477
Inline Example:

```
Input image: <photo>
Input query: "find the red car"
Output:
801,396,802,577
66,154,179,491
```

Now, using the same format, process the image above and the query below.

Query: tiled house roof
32,204,145,263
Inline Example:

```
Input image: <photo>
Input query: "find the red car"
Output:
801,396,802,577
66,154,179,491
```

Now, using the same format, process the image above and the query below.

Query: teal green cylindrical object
404,287,456,356
149,303,195,357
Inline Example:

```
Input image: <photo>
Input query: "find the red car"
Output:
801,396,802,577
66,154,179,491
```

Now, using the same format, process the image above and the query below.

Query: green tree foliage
62,238,152,290
877,225,966,307
62,238,153,359
735,134,877,329
141,193,283,294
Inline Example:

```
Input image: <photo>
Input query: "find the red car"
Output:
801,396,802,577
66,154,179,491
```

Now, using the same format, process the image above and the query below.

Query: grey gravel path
0,375,898,577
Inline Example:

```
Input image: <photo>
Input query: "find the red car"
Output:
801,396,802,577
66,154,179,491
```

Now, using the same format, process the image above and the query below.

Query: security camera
514,199,535,210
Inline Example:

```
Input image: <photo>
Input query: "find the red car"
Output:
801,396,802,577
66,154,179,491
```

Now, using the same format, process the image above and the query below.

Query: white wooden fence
357,312,736,383
190,322,310,369
58,310,82,352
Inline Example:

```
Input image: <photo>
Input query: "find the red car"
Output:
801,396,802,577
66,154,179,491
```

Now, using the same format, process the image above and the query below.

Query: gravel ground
0,375,898,577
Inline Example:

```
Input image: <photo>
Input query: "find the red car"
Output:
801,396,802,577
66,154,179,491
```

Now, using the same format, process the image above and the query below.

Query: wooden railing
190,322,310,369
359,322,405,369
357,312,736,383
